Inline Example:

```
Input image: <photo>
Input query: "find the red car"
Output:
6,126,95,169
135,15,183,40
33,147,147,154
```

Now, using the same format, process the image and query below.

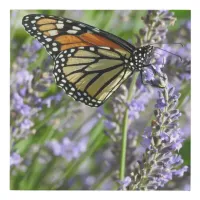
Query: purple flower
104,120,118,134
20,119,33,130
179,73,191,80
143,68,155,81
13,93,31,116
155,97,167,109
127,86,188,190
10,40,67,139
117,176,132,190
160,132,170,142
47,136,88,162
15,69,33,85
186,21,191,30
183,183,190,191
46,140,62,156
173,166,188,177
30,40,42,52
128,89,153,120
10,152,22,166
141,127,152,149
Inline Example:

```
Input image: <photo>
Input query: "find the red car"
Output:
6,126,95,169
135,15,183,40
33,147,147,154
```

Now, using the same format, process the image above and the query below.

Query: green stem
120,109,129,180
119,72,139,180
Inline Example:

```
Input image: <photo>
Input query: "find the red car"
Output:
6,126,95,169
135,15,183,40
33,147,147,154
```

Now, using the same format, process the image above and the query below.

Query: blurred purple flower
20,119,33,130
128,87,153,120
47,136,88,162
117,176,132,190
10,152,22,166
46,140,62,156
183,183,190,191
15,69,33,85
30,40,42,52
13,93,31,116
10,40,66,139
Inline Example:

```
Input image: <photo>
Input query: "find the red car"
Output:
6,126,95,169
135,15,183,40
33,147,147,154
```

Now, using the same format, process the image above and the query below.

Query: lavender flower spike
125,77,188,190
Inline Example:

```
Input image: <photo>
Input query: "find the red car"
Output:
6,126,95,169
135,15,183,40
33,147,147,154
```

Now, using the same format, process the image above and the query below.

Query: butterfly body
22,14,154,107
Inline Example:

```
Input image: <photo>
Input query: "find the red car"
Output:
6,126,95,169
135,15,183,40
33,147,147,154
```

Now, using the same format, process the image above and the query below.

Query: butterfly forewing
22,14,134,59
22,14,88,59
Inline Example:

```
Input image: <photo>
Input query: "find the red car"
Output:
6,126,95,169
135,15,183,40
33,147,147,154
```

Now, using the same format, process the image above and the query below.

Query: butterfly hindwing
53,46,133,107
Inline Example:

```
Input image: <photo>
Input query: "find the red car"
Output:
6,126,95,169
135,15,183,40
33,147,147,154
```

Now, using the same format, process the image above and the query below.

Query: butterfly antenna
154,46,183,61
149,42,184,47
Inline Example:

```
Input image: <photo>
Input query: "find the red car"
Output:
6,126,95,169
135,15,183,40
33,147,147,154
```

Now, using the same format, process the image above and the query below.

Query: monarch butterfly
22,14,155,107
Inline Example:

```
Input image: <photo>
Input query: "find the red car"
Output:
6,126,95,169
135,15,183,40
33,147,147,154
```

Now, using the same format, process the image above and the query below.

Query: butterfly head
130,45,154,71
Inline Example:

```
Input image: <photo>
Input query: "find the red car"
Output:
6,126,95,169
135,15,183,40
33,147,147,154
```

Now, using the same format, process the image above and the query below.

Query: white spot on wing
46,38,52,42
67,30,78,34
66,20,72,23
72,26,81,30
48,30,58,36
56,24,64,29
79,24,86,27
93,28,100,32
71,87,75,91
53,47,58,51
